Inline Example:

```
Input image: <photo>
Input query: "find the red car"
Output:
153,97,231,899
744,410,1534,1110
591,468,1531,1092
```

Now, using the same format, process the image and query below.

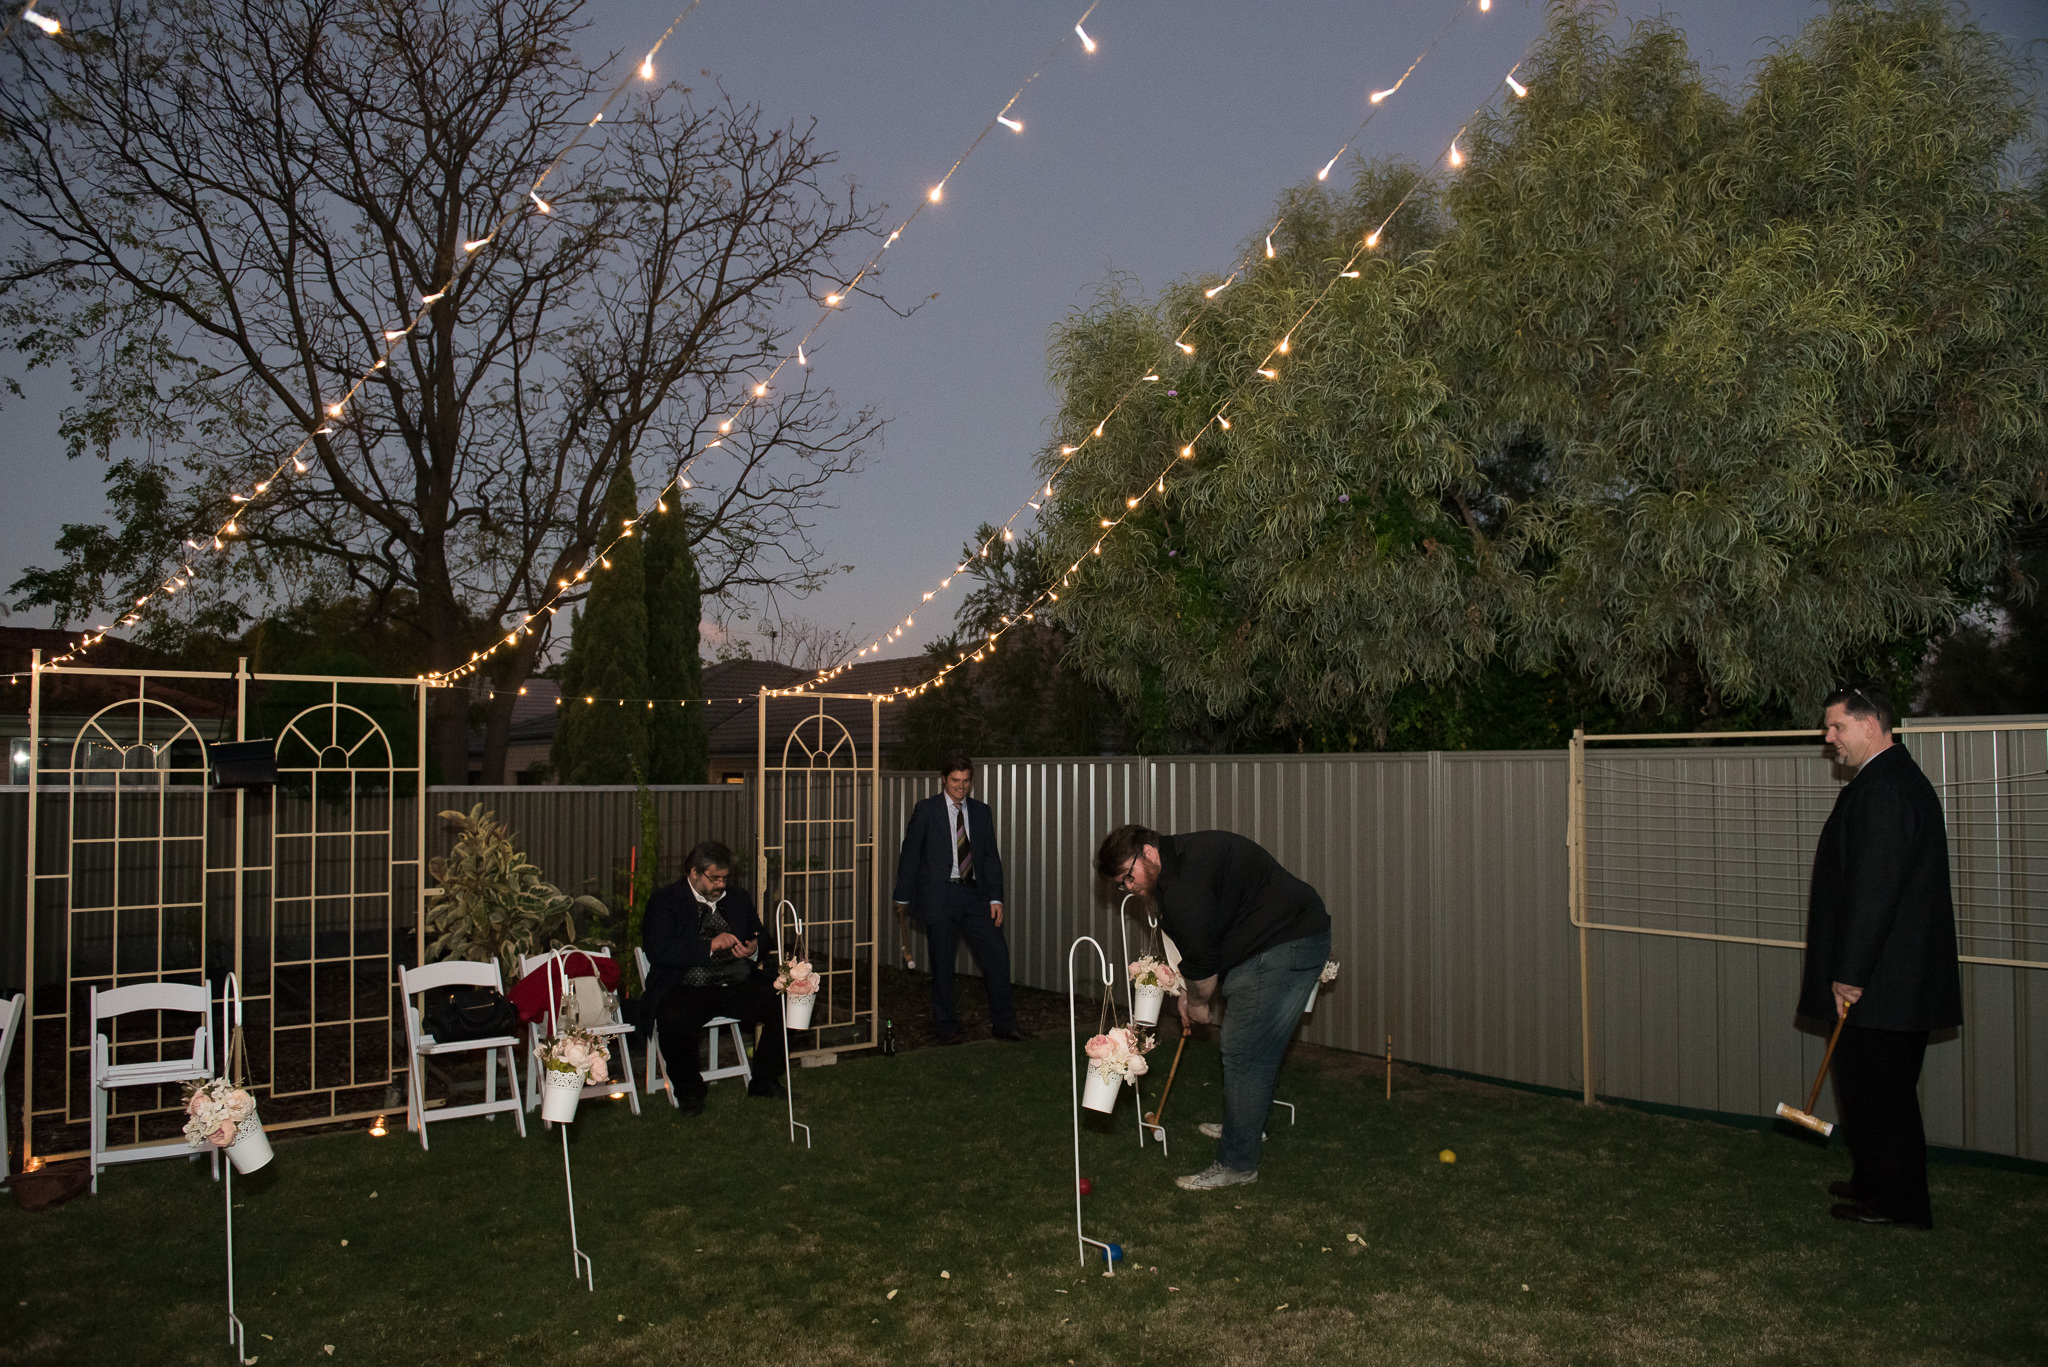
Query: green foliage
643,499,708,783
899,525,1126,766
1039,2,2048,749
551,470,650,784
423,805,605,977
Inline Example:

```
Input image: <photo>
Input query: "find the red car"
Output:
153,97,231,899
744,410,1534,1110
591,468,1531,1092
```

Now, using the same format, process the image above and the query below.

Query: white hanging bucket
1131,983,1164,1026
225,1115,273,1174
541,1067,584,1123
1082,1067,1121,1114
783,993,816,1030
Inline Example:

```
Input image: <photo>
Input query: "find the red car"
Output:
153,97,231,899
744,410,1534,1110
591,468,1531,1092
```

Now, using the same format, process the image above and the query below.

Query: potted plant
183,1079,271,1174
1081,1025,1154,1113
424,805,607,978
775,958,821,1029
1126,955,1183,1026
536,1027,610,1123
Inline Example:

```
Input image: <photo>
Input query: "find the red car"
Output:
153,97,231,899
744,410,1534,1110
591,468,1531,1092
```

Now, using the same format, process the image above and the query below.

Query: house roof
0,626,229,723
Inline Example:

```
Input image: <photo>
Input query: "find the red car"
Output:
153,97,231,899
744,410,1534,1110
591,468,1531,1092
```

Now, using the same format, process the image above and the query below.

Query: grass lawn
4,1032,2044,1366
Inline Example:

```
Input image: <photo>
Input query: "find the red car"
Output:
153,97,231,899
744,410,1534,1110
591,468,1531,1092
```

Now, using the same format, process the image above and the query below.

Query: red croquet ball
1078,1178,1094,1196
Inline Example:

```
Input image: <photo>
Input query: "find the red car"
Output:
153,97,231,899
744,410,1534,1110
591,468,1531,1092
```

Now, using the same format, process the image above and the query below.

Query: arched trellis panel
16,655,430,1167
757,691,882,1057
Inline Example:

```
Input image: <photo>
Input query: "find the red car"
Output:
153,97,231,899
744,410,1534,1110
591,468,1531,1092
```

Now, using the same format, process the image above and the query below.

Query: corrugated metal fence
876,737,2043,1163
8,735,2041,1161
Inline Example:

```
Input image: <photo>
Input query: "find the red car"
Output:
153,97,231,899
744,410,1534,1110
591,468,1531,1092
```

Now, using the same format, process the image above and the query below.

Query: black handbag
422,985,518,1041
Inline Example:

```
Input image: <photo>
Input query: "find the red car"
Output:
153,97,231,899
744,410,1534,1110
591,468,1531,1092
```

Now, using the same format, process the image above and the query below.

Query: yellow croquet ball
1438,1149,1456,1164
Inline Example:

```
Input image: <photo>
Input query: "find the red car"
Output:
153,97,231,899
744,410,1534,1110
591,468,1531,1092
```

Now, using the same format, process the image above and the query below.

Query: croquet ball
1078,1178,1094,1196
1103,1243,1125,1263
1438,1149,1457,1164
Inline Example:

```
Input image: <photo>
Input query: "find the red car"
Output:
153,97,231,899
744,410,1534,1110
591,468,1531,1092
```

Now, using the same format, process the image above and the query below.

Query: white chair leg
411,1060,431,1152
729,1022,753,1086
615,1037,641,1116
90,1084,106,1194
504,1046,527,1139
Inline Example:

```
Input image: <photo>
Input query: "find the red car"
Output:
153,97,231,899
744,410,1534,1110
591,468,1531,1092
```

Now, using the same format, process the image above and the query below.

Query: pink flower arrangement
1128,955,1184,995
539,1026,610,1084
775,959,821,998
1319,959,1340,984
1083,1024,1155,1085
182,1078,259,1150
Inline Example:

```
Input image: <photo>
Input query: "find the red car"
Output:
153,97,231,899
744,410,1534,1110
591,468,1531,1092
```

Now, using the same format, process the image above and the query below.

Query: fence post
1571,727,1593,1105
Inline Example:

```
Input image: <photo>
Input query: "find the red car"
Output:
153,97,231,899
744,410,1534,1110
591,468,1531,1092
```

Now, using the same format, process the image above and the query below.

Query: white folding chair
1,993,24,1180
634,946,751,1108
519,948,640,1118
400,961,527,1151
89,981,217,1193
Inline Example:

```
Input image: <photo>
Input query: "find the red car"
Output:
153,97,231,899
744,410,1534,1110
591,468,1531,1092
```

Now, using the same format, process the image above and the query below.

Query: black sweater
1154,831,1329,981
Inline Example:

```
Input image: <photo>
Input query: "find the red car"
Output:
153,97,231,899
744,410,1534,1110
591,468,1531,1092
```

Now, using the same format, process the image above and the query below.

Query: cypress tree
644,495,708,783
550,468,649,783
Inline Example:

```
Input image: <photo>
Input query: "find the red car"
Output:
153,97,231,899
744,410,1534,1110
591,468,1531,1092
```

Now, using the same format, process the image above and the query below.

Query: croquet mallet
1775,1007,1850,1136
1143,1023,1194,1128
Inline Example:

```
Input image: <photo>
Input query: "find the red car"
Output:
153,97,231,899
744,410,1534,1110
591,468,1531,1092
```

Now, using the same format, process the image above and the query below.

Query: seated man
641,839,786,1113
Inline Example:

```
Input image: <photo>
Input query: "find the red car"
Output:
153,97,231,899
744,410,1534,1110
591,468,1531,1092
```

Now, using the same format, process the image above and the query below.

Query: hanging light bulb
1506,73,1528,97
1448,135,1464,168
1278,335,1291,354
928,184,943,203
1075,22,1096,52
529,190,551,213
639,54,656,80
463,235,494,252
998,115,1023,132
797,343,807,366
1318,154,1340,182
1265,234,1276,258
1176,341,1195,355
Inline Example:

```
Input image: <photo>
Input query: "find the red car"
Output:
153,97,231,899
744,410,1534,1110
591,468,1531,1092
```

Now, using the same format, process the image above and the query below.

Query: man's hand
709,932,741,955
1832,981,1863,1018
1181,974,1219,1026
736,937,758,959
990,900,1004,929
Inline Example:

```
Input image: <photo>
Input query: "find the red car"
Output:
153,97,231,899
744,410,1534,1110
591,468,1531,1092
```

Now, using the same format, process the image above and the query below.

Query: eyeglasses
1113,858,1141,891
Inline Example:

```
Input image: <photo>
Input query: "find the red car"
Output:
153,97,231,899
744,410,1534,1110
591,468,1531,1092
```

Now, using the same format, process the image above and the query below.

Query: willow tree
0,0,881,780
1039,1,2047,747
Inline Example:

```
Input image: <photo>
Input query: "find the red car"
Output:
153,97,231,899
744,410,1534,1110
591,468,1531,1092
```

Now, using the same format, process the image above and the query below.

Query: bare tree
763,614,859,672
0,0,884,777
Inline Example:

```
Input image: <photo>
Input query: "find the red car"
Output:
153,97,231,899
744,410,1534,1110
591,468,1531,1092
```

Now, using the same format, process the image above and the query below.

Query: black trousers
922,883,1016,1033
654,978,786,1097
1833,1024,1933,1224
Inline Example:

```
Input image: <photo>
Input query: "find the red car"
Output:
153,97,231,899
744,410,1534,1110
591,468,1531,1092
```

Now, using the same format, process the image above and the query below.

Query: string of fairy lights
422,2,1105,693
780,50,1532,706
790,0,1505,698
1,2,720,681
14,0,1524,717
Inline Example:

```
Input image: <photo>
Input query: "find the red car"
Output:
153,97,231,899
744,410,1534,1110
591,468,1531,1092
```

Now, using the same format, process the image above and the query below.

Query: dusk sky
4,0,2044,668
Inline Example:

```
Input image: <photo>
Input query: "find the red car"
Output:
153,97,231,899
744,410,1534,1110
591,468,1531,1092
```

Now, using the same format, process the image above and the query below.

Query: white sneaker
1197,1122,1265,1139
1175,1161,1258,1191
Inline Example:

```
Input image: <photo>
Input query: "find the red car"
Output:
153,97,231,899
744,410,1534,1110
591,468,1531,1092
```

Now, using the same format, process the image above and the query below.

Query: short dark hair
1823,681,1896,733
1095,824,1165,882
938,752,974,779
686,840,735,876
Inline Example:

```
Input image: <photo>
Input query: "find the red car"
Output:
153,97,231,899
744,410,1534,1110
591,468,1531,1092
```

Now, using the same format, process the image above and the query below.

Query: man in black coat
1801,682,1962,1228
1096,825,1331,1192
641,840,786,1113
891,753,1025,1044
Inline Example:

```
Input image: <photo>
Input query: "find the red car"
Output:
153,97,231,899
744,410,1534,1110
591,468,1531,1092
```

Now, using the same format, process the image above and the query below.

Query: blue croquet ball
1103,1243,1125,1263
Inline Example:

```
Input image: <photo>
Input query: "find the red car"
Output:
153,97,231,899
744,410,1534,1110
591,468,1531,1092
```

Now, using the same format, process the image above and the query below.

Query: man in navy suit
1801,681,1962,1228
892,753,1027,1044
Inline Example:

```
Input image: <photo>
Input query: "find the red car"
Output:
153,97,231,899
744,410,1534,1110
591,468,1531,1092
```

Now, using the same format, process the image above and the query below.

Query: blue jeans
1217,931,1330,1172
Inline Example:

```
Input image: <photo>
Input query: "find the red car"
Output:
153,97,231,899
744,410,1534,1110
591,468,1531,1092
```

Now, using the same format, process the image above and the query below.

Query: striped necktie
954,802,974,881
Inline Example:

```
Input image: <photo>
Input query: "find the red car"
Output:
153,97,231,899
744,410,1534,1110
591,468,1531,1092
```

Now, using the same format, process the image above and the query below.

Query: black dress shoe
747,1080,786,1100
992,1026,1035,1042
1827,1181,1861,1201
677,1093,707,1116
1830,1201,1932,1229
